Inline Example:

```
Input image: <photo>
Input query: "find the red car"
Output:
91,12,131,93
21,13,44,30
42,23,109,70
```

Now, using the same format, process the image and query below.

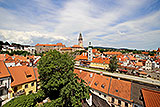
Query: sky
0,0,160,50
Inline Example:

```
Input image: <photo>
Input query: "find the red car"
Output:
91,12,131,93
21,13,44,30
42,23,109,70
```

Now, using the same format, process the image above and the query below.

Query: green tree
38,50,90,106
109,56,118,73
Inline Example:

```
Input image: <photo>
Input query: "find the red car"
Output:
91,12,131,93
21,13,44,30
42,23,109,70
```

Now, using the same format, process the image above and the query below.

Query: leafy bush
3,90,46,107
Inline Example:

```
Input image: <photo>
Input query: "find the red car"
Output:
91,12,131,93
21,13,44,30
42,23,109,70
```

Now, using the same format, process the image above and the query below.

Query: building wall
90,62,109,69
0,77,11,100
5,63,15,67
90,89,133,107
10,81,37,98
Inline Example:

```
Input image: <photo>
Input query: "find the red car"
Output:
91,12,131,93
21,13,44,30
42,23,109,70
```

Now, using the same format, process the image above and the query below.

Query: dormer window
94,82,98,86
88,81,91,84
116,90,118,92
25,71,32,78
101,84,105,89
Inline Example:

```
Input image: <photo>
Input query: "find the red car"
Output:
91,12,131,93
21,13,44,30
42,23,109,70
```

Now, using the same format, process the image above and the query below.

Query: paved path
75,66,160,86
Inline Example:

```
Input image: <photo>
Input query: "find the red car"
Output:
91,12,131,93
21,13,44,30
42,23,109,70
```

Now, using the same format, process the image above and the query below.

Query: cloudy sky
0,0,160,50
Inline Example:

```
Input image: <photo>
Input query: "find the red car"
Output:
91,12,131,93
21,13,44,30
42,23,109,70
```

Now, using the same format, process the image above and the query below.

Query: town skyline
0,0,160,50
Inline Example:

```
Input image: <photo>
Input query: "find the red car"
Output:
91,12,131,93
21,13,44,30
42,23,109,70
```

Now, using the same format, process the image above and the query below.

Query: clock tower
78,33,83,47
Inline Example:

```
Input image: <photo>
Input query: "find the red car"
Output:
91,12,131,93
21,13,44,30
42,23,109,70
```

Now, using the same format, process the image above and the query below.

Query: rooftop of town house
135,62,143,66
91,57,110,64
0,60,11,78
35,43,65,47
8,66,36,87
72,45,82,48
141,88,160,107
91,73,111,94
109,78,132,102
60,47,72,50
103,51,122,55
0,54,6,61
74,54,88,61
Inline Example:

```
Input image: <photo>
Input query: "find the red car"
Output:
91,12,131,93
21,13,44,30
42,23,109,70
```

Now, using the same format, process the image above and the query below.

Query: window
94,82,98,86
101,84,105,88
0,80,3,85
31,82,34,86
118,100,121,105
125,102,128,107
29,90,32,94
0,89,3,96
25,84,28,88
116,90,118,92
112,98,114,103
99,93,101,95
104,94,106,98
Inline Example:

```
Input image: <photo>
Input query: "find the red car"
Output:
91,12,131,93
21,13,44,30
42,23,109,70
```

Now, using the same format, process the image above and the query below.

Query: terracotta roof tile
103,52,122,55
109,78,132,101
72,45,82,48
141,88,160,107
0,60,10,78
91,74,111,94
91,57,110,64
61,47,72,50
0,54,6,61
9,66,36,87
135,62,143,66
74,54,88,61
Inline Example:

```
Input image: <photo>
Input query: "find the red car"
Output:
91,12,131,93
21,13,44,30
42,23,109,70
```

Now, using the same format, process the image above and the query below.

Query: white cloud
0,0,159,49
0,29,67,44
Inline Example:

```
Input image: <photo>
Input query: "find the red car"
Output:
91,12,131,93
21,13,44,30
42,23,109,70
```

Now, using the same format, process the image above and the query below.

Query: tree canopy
37,50,90,106
4,50,89,107
109,56,118,73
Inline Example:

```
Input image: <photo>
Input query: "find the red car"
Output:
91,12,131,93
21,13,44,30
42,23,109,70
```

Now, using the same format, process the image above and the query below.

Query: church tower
78,33,83,47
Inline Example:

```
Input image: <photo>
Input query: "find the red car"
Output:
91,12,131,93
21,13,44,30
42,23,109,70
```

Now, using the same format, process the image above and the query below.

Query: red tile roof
135,62,143,66
60,47,72,50
138,71,147,75
141,88,160,107
91,74,111,94
103,52,122,55
56,43,65,47
0,54,6,61
35,43,65,47
35,43,56,46
109,78,132,101
91,57,110,64
74,54,88,61
142,52,149,54
72,45,82,48
0,60,10,78
9,66,36,87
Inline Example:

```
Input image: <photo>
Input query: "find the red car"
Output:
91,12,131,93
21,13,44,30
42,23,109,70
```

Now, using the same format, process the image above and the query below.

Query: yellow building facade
9,81,37,98
90,62,109,70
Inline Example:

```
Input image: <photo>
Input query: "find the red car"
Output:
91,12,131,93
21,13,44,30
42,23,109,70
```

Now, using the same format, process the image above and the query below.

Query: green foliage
109,56,118,73
0,50,30,56
38,50,90,106
3,90,46,107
